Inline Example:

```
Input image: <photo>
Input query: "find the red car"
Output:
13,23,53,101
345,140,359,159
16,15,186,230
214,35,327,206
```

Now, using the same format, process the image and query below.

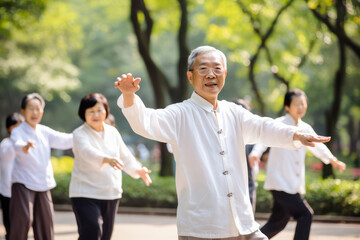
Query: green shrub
50,156,360,216
121,175,177,208
305,179,360,216
51,170,177,208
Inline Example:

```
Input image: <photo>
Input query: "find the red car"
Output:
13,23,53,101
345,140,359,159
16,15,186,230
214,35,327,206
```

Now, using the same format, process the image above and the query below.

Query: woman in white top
10,93,73,240
249,89,346,240
70,93,152,240
0,112,23,240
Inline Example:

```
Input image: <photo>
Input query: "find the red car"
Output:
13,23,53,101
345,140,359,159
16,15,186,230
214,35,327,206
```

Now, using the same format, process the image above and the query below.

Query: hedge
51,156,360,216
52,172,360,217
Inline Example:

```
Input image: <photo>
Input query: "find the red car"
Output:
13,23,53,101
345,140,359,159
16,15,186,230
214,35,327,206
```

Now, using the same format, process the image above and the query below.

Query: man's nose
206,70,216,78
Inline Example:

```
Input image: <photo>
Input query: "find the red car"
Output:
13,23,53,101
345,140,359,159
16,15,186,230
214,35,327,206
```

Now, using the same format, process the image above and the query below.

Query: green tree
129,0,190,176
0,0,83,136
307,0,360,178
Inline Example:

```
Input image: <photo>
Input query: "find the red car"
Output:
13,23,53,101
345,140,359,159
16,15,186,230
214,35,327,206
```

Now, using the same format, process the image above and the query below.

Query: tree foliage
0,0,359,177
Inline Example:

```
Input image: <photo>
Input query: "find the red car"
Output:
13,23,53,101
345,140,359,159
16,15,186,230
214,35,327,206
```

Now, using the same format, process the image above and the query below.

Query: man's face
187,51,227,105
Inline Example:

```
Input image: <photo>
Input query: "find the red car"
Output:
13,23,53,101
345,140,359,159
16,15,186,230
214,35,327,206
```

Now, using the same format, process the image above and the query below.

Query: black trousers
71,197,119,240
0,194,10,240
260,190,313,240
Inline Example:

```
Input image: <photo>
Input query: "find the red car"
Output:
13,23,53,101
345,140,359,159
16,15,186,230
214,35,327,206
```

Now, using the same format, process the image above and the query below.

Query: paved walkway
10,211,359,240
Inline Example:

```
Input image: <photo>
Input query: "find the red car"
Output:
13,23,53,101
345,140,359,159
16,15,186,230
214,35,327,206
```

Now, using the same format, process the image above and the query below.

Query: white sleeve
73,131,107,168
240,109,299,150
0,139,15,163
305,126,333,164
117,132,142,179
46,126,73,150
118,94,177,144
10,128,27,154
249,143,268,158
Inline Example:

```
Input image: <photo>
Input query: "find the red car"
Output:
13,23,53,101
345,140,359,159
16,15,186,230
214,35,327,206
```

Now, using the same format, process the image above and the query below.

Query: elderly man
114,46,330,240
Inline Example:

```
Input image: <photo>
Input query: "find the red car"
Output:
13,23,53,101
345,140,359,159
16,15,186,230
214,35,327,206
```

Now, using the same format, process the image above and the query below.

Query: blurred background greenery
1,0,360,214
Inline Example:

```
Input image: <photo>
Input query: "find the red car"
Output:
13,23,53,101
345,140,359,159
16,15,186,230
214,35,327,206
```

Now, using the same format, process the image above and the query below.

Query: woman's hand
22,141,35,154
136,167,152,186
330,157,346,172
103,157,124,170
248,154,260,168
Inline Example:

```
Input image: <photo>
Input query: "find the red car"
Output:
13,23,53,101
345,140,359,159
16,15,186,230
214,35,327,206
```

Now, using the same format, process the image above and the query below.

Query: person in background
232,99,258,212
0,112,24,240
115,45,333,240
249,89,346,240
70,93,152,240
9,93,73,240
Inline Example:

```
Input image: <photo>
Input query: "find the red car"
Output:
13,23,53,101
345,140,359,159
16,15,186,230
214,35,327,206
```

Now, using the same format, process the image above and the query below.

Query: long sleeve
118,94,178,144
305,126,332,164
239,108,299,150
0,138,15,163
47,126,73,150
249,143,268,158
117,132,141,179
10,129,27,154
73,131,108,168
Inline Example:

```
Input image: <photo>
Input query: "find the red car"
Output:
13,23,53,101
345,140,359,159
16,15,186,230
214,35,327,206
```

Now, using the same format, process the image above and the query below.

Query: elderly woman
10,93,73,240
70,93,152,240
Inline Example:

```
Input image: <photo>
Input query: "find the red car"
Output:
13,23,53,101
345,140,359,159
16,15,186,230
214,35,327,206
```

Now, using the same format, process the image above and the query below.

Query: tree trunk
236,0,295,116
323,1,347,178
129,0,189,176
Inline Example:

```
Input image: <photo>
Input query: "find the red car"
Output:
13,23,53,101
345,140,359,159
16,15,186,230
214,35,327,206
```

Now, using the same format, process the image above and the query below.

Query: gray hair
21,93,45,110
187,46,227,71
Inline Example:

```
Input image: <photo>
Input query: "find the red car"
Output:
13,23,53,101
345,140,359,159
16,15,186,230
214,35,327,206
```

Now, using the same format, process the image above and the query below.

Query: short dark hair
6,112,24,134
284,89,307,108
78,93,110,122
21,93,45,110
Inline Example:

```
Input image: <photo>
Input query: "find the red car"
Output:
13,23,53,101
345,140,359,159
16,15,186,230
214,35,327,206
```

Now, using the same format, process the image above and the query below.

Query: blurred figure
0,112,24,240
10,93,73,240
249,89,346,240
233,99,258,212
136,142,150,161
70,93,152,240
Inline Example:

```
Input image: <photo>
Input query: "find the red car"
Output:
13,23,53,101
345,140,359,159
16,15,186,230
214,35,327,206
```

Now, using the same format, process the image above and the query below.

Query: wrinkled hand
22,141,35,154
293,131,331,147
114,73,141,94
330,157,346,172
248,154,260,168
136,167,152,186
104,157,124,170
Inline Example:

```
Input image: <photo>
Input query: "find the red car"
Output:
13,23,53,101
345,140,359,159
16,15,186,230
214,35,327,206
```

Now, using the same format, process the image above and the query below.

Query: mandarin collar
84,122,105,134
22,121,37,133
285,113,302,127
190,91,220,113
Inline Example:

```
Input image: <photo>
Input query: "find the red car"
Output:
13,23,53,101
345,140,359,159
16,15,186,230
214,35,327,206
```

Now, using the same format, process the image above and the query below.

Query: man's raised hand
114,73,141,94
114,73,141,108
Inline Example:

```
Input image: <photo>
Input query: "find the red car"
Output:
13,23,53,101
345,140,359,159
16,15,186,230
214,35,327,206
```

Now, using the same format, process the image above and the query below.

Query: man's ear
187,71,193,85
